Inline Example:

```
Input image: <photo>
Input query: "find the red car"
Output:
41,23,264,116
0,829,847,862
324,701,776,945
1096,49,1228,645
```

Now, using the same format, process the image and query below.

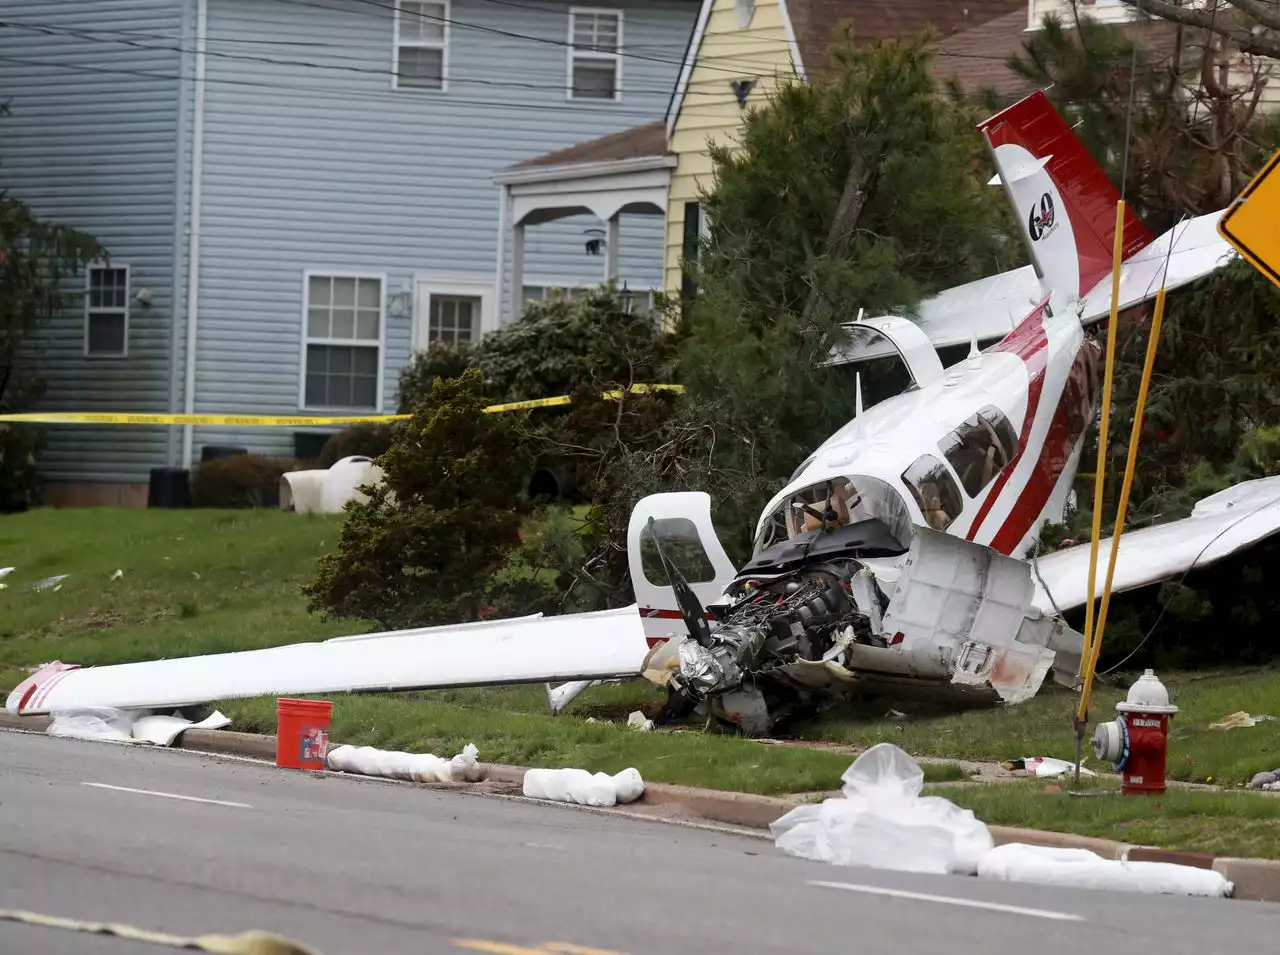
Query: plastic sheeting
522,767,646,808
978,844,1234,898
46,707,231,746
770,743,993,875
326,743,484,783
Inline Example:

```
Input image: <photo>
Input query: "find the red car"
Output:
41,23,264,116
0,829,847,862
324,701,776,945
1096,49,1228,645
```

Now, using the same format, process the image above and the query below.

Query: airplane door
626,492,739,642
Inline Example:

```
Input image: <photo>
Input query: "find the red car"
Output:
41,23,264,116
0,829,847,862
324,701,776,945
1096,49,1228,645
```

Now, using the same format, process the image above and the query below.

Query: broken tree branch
1118,0,1280,59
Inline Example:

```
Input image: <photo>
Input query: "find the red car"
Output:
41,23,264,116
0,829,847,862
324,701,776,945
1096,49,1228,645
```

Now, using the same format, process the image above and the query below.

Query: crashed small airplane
9,91,1280,735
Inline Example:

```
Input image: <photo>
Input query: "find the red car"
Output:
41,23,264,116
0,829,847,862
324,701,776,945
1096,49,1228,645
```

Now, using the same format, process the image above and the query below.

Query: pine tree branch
1118,0,1280,58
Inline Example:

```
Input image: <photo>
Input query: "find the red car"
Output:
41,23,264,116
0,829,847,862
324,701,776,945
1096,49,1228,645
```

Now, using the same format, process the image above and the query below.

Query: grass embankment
4,508,1280,855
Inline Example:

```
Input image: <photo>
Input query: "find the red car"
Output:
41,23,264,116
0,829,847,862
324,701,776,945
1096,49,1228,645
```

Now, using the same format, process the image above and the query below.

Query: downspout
494,182,509,325
181,0,208,469
166,0,195,466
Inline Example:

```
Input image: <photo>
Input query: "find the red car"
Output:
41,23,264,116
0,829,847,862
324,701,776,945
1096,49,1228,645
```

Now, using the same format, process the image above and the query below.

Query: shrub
304,369,532,630
317,422,397,468
0,424,41,513
396,341,477,414
191,454,293,508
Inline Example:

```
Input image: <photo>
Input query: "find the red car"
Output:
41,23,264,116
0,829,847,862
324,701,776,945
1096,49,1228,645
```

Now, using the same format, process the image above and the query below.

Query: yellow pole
1078,286,1167,716
1077,199,1128,720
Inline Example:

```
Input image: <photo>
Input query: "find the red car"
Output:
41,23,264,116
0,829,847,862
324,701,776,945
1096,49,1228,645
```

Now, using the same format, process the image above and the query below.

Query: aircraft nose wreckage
640,503,1084,737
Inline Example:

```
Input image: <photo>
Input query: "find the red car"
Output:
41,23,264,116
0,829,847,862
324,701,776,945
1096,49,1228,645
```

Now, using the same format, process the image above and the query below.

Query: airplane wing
5,606,651,715
1075,211,1237,326
911,265,1043,349
1029,477,1280,615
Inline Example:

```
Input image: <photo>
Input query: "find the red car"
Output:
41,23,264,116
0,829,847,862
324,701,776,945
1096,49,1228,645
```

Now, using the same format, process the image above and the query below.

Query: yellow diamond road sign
1219,148,1280,291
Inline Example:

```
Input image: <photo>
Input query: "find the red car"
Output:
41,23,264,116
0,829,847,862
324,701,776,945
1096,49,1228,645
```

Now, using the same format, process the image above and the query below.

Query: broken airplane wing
1030,476,1280,615
5,606,652,716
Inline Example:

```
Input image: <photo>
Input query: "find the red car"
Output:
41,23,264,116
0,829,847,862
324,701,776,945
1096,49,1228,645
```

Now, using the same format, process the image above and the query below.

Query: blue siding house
0,0,698,505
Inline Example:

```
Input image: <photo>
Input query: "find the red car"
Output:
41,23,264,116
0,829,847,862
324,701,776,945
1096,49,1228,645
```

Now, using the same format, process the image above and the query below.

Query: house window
735,0,756,27
428,295,479,345
303,274,383,410
568,8,622,101
394,0,447,90
521,284,592,309
85,265,129,357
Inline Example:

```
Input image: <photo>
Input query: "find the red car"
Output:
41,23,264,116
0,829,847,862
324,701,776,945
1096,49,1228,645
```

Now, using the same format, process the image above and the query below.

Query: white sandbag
450,743,483,782
769,743,993,876
325,743,480,784
521,766,647,807
979,843,1233,897
612,767,645,803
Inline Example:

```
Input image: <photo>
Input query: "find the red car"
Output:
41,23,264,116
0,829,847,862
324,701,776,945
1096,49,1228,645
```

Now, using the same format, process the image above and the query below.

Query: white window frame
521,280,657,317
299,270,387,413
567,7,624,103
412,275,497,352
84,263,130,359
392,0,450,93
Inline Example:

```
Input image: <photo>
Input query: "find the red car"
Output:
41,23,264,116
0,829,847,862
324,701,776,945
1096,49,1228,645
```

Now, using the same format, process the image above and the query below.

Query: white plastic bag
770,743,993,876
979,843,1233,897
47,707,139,743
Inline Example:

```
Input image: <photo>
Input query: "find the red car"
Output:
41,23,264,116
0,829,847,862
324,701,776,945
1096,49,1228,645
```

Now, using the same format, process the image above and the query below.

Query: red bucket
276,698,333,770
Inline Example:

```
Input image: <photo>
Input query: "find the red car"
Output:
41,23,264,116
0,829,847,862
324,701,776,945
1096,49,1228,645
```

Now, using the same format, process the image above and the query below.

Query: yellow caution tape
0,908,324,954
0,385,685,426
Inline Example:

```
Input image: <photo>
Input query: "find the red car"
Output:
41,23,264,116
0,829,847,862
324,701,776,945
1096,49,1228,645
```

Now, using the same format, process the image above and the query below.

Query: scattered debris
770,743,994,875
627,710,655,732
0,566,13,590
326,743,483,783
979,844,1233,897
522,767,645,808
1210,711,1277,730
46,707,231,746
1247,770,1280,790
24,574,68,593
110,569,123,582
1009,756,1098,779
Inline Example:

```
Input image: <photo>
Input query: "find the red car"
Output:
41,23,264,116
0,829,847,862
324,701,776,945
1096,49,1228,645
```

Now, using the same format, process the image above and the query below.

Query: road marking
453,943,629,955
81,782,251,809
808,880,1085,921
452,943,548,955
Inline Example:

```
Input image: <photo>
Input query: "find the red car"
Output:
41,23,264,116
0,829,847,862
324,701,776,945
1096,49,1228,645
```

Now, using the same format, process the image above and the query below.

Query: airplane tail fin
979,90,1155,305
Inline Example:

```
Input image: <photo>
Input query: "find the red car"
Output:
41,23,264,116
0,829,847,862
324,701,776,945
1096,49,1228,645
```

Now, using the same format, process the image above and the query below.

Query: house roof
936,11,1185,102
787,0,1030,80
508,120,668,172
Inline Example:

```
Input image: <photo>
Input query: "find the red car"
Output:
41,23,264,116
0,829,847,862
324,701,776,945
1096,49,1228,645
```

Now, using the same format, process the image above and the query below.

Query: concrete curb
5,713,1278,901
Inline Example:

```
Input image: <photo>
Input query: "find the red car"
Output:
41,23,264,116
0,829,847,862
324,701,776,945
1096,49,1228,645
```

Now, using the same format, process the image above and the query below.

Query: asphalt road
1,730,1277,955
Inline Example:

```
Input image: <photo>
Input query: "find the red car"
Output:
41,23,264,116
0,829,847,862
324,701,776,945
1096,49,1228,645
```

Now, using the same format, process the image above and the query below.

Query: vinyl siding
189,0,694,463
0,0,186,483
663,0,801,296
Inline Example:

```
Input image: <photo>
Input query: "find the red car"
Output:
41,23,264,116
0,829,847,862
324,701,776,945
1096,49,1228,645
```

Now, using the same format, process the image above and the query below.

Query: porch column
604,213,620,283
510,221,525,321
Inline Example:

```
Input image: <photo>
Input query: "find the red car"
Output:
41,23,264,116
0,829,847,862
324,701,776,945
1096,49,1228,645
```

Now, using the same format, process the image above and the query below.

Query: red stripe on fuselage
987,335,1099,554
965,299,1051,544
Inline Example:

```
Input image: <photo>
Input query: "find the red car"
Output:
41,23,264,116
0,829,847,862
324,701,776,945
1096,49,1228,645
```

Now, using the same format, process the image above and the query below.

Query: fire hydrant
1091,668,1178,795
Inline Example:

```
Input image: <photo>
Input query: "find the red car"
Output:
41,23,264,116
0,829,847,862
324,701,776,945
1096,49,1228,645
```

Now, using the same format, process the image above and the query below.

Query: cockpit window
901,454,964,531
937,405,1019,498
753,475,914,555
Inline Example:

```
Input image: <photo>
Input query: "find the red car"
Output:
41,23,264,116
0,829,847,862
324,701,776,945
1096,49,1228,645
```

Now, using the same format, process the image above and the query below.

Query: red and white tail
979,91,1155,305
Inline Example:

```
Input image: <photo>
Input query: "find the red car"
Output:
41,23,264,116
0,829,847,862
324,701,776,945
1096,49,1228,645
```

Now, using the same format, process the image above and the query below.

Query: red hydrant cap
1116,668,1179,715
